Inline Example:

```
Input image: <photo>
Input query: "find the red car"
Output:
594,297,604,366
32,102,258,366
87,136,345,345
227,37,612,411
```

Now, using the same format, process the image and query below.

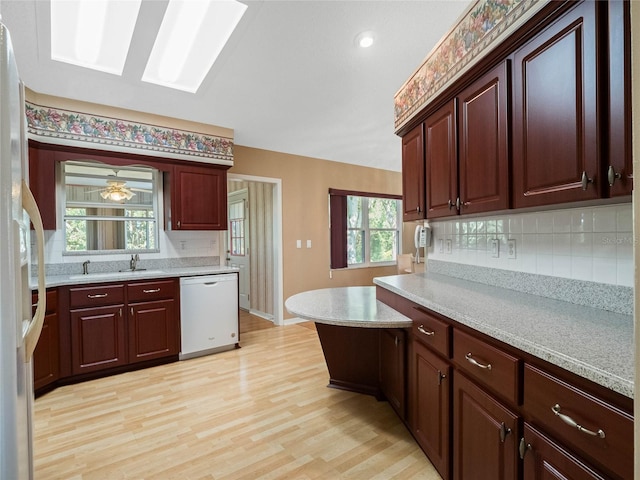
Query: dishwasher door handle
204,282,219,286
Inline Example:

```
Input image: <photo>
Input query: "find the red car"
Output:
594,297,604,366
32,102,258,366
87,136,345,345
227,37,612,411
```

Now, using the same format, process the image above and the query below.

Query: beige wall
230,145,402,318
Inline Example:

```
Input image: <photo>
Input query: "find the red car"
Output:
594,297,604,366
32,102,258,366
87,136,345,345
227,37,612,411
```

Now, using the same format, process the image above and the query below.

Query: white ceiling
0,0,471,172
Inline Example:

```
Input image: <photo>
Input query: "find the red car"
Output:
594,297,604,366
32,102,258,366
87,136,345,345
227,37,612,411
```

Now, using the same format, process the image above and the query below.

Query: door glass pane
229,199,246,256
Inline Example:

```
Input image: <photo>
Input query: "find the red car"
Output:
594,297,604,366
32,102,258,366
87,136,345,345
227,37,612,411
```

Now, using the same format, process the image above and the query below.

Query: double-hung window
329,189,402,269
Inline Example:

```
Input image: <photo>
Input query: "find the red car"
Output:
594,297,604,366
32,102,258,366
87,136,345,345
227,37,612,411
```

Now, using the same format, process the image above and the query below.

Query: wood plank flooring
34,315,442,479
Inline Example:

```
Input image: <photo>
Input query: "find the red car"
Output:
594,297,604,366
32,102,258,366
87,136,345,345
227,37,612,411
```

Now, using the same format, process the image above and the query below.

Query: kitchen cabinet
410,339,451,480
457,61,509,215
401,123,425,221
523,364,633,479
69,284,127,375
28,143,57,230
32,289,59,393
606,0,632,197
128,280,179,363
379,328,406,419
425,100,457,219
453,371,519,480
65,278,180,378
512,1,599,208
168,164,227,230
520,424,607,480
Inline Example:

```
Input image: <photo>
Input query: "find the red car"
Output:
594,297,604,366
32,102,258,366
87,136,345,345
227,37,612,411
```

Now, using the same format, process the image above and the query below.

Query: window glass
346,195,400,267
63,161,159,253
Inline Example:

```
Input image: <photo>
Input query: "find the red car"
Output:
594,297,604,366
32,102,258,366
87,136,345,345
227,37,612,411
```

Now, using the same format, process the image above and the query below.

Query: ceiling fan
86,170,151,202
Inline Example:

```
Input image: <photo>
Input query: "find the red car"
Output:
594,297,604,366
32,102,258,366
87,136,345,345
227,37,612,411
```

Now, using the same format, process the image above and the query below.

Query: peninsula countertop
285,286,411,328
374,272,634,399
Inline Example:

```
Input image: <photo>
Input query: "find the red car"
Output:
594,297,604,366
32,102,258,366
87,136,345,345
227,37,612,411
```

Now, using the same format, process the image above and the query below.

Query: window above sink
63,161,160,254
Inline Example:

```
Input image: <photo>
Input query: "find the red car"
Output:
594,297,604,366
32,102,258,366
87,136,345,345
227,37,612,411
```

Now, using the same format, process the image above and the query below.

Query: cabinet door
410,340,451,480
458,61,509,215
129,299,178,363
521,424,607,480
71,304,127,375
402,123,425,221
512,1,598,208
28,143,57,230
425,100,457,219
33,312,59,391
453,372,518,480
607,0,632,197
171,165,227,230
379,329,406,419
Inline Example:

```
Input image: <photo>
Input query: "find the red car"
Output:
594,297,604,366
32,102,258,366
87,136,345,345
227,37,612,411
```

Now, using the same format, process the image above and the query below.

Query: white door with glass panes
228,190,250,310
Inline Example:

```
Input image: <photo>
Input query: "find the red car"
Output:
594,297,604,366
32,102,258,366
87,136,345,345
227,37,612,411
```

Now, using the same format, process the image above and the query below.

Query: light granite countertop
32,265,239,289
374,272,634,399
285,287,412,329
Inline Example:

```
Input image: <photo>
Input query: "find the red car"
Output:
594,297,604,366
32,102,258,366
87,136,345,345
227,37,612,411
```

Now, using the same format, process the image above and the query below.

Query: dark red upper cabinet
458,61,510,215
606,0,632,197
170,164,228,230
425,99,457,219
28,144,57,230
402,123,425,221
512,1,599,208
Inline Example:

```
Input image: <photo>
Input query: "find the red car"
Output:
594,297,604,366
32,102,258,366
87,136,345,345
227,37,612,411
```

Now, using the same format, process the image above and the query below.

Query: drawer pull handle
87,293,108,299
143,288,161,294
417,325,435,336
551,404,605,438
465,352,492,370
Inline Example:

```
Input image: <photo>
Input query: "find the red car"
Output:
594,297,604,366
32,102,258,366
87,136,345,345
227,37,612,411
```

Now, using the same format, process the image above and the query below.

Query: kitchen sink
68,269,165,280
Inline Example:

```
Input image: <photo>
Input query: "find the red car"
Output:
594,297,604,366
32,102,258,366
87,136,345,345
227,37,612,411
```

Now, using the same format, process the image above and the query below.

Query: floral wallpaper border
394,0,548,132
25,102,234,163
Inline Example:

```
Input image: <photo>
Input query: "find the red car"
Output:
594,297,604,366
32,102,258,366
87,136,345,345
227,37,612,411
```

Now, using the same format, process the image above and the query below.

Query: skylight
142,0,248,93
50,0,141,75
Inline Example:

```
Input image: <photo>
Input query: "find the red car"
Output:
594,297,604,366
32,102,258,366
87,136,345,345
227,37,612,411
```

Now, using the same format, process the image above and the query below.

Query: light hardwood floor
34,316,442,479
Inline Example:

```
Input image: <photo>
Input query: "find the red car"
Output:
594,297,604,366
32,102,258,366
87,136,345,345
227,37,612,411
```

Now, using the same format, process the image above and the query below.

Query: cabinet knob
437,370,446,386
499,422,511,443
518,438,531,460
456,197,461,211
581,171,594,191
416,206,421,213
448,199,454,210
608,166,622,187
177,220,181,229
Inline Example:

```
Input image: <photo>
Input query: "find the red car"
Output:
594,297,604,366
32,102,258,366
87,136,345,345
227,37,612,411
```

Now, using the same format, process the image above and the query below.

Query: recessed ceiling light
50,0,141,75
142,0,247,93
356,31,375,48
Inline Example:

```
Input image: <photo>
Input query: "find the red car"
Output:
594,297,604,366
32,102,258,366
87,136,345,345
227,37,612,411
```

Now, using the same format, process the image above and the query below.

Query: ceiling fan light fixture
50,0,142,75
142,0,248,93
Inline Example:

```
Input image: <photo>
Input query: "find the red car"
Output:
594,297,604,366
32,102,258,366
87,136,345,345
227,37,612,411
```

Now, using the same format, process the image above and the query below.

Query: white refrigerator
0,20,46,480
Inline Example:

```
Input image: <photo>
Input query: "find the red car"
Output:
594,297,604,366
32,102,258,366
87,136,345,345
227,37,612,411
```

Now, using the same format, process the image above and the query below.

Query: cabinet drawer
453,329,520,405
69,284,125,309
128,279,175,303
411,307,451,358
524,365,633,480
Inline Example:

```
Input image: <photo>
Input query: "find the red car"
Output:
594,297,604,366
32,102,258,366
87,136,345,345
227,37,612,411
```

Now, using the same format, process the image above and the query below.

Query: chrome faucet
82,259,90,275
130,254,140,271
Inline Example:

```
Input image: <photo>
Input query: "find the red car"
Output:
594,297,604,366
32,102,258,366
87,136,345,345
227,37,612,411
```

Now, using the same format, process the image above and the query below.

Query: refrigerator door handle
21,180,46,362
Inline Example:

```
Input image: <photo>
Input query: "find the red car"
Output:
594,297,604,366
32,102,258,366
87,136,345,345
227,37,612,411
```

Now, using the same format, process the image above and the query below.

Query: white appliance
0,20,46,480
179,273,239,360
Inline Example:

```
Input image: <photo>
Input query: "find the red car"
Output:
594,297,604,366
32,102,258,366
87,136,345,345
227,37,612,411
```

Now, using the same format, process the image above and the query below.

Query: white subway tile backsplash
428,203,632,287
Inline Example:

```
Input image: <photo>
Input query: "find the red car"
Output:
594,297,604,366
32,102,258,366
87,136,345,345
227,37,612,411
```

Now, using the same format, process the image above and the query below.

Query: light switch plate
296,240,302,248
491,238,499,258
307,240,312,248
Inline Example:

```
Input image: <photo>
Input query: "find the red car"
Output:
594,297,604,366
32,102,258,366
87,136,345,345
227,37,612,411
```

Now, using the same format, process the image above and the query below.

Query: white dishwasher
179,273,239,360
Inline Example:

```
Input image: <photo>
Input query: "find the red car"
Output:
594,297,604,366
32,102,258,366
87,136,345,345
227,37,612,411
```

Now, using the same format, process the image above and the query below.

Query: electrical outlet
296,240,302,248
307,240,312,248
490,238,499,258
445,239,452,254
507,239,516,259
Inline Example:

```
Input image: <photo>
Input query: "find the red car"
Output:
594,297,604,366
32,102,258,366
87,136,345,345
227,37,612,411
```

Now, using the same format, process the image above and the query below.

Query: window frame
61,161,161,255
329,188,402,269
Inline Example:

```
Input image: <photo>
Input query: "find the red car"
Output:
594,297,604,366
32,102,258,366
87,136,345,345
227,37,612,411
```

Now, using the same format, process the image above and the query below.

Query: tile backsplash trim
427,204,633,288
427,259,632,316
